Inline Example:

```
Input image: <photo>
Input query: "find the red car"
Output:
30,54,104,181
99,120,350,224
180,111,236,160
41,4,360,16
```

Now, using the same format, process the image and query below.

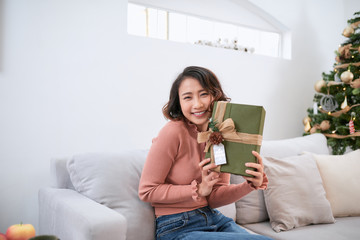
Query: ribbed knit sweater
138,120,267,216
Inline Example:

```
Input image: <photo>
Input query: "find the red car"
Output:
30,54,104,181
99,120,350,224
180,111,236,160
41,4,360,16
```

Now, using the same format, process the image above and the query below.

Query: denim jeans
155,206,273,240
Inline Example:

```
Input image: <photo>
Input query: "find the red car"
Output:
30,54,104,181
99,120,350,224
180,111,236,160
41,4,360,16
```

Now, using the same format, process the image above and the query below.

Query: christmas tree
304,11,360,155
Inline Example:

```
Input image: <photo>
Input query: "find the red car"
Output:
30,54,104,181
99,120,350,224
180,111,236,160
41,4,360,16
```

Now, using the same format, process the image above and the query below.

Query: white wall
0,0,358,233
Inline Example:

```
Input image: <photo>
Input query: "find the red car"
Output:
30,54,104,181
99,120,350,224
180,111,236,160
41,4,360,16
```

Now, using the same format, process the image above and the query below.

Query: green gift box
198,101,266,176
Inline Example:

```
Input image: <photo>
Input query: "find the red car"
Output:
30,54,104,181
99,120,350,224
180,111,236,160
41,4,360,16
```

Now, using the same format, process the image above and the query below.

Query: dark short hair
162,66,230,121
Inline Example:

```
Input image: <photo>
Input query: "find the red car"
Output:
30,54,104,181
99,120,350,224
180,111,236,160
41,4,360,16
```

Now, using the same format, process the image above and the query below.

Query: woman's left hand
242,151,264,188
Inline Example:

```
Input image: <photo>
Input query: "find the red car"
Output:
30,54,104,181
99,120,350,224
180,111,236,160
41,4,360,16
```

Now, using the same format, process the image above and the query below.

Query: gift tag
213,143,227,165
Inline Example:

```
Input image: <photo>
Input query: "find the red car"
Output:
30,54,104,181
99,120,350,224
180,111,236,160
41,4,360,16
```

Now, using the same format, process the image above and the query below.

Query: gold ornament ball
314,79,326,92
343,26,354,37
340,71,354,84
320,120,330,131
303,116,311,125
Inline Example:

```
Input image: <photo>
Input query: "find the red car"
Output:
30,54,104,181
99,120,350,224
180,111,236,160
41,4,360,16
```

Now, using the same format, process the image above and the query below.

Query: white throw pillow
232,133,330,225
263,153,335,232
312,150,360,217
67,150,155,240
260,133,330,159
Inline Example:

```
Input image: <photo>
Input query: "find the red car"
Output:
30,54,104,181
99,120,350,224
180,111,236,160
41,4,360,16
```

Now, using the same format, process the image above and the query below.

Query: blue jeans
155,206,273,240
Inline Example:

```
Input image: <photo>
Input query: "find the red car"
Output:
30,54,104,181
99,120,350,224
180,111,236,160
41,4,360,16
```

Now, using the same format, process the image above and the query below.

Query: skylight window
127,3,282,58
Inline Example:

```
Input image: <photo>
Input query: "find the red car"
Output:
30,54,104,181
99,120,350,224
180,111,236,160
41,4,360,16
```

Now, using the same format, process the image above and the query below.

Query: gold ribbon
351,21,360,29
197,101,263,169
338,44,352,59
334,61,360,69
320,104,360,117
323,132,360,139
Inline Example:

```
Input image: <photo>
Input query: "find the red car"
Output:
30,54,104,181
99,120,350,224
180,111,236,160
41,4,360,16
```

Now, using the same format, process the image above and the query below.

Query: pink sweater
138,120,265,216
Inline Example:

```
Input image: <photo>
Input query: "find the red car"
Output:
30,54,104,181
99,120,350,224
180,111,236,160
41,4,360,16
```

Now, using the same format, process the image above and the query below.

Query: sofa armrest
39,188,127,240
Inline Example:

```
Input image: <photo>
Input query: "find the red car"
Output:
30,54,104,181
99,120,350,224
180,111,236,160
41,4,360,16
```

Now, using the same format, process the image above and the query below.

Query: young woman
138,66,272,240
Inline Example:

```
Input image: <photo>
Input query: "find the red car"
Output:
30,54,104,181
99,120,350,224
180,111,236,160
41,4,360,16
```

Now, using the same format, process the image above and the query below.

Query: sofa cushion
231,175,267,224
67,150,155,240
260,133,330,158
243,216,360,240
50,157,75,189
233,133,330,225
312,150,360,217
263,153,334,232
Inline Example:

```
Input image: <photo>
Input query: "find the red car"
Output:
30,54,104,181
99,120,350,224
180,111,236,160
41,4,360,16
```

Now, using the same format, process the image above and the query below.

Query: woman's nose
194,98,204,108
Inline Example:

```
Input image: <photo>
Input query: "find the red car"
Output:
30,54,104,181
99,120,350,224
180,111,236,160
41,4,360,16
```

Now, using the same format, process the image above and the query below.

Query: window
127,3,282,58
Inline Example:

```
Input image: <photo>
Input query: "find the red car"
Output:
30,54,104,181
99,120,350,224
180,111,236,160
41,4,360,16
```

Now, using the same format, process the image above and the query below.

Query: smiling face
178,77,213,131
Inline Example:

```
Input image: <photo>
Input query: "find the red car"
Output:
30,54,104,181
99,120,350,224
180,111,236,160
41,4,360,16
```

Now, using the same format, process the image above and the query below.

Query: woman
139,66,272,240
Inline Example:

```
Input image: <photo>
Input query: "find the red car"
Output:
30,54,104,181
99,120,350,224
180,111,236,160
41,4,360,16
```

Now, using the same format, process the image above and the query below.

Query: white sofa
39,133,360,240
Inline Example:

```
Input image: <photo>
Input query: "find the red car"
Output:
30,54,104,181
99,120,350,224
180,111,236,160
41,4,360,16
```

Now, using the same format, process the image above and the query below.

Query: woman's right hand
197,158,221,197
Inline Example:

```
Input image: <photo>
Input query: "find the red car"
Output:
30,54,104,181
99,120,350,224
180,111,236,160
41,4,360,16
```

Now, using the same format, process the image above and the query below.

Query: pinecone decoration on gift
209,131,223,145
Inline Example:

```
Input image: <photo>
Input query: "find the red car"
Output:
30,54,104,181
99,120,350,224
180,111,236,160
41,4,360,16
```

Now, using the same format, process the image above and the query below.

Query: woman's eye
183,96,191,100
201,92,209,97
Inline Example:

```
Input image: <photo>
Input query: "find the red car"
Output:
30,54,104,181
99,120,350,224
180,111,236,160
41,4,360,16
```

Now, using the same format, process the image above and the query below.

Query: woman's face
178,77,213,131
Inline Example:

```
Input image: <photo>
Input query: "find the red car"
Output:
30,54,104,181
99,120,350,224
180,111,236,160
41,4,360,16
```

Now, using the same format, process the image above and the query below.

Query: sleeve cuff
191,180,202,201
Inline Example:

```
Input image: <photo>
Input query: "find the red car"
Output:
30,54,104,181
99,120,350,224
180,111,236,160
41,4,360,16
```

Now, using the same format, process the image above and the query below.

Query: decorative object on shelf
194,38,255,53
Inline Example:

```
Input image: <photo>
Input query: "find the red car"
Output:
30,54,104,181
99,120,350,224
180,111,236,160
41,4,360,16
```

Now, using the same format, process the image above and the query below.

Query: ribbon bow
197,117,262,153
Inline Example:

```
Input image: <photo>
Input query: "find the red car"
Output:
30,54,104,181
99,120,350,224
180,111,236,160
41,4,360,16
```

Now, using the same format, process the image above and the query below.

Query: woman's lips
192,111,207,117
